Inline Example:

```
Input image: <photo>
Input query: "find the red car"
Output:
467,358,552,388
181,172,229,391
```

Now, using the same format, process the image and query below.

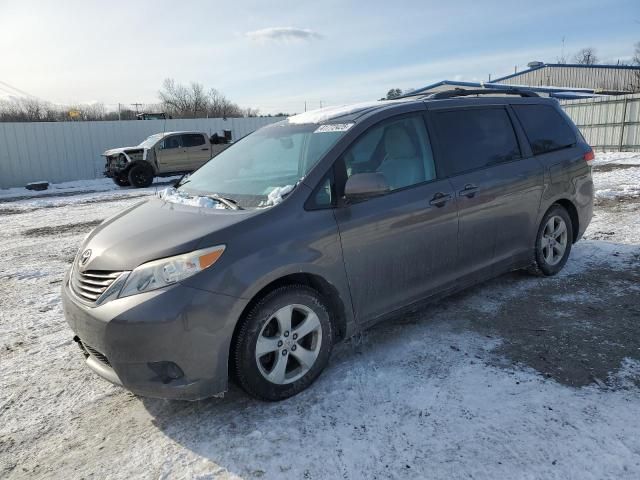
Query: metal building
493,62,640,94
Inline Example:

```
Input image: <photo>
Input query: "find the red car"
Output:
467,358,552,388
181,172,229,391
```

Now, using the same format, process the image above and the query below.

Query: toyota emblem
80,249,92,266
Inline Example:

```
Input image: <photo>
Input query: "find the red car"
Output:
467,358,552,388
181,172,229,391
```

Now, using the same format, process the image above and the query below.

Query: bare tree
573,47,599,65
158,79,251,118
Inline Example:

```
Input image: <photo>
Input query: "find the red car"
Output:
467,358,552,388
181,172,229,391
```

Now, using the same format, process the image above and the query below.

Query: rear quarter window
512,104,576,155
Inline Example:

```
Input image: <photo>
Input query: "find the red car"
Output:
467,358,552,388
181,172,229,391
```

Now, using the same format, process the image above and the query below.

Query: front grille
82,342,111,367
71,269,123,304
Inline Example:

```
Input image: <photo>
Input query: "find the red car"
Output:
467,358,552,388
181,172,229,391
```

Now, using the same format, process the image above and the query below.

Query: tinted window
513,104,576,155
342,115,436,191
183,133,206,147
163,135,182,149
433,108,521,175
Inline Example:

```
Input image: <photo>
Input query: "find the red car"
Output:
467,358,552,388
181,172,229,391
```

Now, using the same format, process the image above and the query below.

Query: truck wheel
112,174,130,187
233,285,334,401
128,164,154,188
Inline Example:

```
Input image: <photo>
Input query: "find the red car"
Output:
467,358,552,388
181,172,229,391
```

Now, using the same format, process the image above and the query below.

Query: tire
530,204,573,276
112,174,130,187
127,164,154,188
233,285,334,401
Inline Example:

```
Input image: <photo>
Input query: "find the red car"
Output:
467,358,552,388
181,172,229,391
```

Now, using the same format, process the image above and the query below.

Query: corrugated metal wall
500,66,639,92
560,93,640,151
0,116,284,189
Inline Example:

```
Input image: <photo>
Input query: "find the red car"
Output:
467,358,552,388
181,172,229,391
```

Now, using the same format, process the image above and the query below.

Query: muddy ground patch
22,219,104,237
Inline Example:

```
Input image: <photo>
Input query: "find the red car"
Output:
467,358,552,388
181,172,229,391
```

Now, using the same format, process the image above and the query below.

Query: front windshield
138,133,163,148
180,121,350,208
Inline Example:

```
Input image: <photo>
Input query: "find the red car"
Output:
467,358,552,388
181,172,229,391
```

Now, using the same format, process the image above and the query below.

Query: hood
103,146,145,157
81,198,259,271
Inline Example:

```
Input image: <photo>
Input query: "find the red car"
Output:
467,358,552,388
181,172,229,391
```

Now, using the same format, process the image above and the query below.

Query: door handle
200,148,208,151
429,192,452,207
459,184,479,198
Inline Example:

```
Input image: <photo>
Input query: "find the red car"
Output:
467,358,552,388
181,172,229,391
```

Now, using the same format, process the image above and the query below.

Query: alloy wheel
255,304,323,385
540,215,568,266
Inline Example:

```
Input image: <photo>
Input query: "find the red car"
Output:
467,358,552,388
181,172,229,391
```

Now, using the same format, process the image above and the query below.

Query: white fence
560,93,640,152
0,116,284,189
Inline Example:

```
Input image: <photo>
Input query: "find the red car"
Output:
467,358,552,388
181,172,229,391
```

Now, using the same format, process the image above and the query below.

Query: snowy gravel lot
1,154,640,479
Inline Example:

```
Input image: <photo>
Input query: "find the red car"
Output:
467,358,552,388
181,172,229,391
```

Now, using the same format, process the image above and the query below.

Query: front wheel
531,205,573,276
233,285,334,401
127,164,154,188
112,174,130,187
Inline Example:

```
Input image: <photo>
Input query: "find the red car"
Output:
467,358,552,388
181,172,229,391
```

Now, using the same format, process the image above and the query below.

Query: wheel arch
228,272,350,379
128,160,157,175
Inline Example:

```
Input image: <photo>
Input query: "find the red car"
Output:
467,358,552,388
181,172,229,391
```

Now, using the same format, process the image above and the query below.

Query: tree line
0,78,264,123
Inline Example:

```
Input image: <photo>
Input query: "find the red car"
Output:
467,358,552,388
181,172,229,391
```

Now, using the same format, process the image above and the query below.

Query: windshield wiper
206,194,243,210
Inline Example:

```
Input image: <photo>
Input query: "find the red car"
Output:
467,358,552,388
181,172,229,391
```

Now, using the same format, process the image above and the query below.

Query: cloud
245,27,323,42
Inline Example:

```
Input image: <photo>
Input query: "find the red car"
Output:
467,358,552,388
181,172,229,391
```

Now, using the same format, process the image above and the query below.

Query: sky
0,0,638,114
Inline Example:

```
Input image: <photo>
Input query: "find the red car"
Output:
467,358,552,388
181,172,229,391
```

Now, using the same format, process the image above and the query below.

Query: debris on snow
25,181,49,191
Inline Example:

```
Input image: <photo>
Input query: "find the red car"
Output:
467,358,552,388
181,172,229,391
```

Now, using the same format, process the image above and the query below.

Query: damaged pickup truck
103,130,232,188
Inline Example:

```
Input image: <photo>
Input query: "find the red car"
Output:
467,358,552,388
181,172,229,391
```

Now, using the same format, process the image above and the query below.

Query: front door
156,134,187,173
429,105,544,281
333,113,459,323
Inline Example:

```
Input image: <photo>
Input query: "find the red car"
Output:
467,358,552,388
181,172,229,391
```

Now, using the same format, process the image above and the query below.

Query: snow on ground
1,153,640,479
0,176,181,201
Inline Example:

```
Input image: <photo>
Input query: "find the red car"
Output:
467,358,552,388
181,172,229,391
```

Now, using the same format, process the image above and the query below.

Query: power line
0,80,36,98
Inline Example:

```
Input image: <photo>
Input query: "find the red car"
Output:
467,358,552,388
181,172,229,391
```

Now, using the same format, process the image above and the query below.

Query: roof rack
397,87,539,100
429,88,539,99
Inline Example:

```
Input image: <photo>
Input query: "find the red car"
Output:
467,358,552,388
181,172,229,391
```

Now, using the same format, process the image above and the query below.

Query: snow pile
594,167,640,200
259,184,294,207
594,151,640,166
156,187,226,209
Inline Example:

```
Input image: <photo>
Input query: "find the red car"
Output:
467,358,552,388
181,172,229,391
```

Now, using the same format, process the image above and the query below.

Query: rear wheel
127,164,154,188
530,204,573,276
233,285,334,401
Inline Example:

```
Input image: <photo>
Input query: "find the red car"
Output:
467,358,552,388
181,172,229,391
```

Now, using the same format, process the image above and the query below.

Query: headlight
119,245,225,298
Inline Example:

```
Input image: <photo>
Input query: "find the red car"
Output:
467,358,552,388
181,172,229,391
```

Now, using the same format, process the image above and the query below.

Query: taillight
584,149,595,165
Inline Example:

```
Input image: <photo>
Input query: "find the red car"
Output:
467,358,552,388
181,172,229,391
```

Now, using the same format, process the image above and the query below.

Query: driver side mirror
344,173,390,203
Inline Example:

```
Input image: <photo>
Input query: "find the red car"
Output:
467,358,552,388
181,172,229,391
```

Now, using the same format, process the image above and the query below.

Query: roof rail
428,88,540,99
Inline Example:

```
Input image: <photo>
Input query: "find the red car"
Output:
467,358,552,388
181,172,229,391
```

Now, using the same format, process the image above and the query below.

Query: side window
163,135,182,149
512,104,576,155
307,174,334,209
342,115,436,191
183,134,206,147
433,108,521,176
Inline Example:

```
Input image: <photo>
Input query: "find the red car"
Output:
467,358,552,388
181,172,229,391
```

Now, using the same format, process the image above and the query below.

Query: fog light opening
147,361,185,384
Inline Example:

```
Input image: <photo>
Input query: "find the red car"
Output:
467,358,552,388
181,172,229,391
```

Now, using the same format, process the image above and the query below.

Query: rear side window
433,108,521,176
512,104,576,155
183,134,206,147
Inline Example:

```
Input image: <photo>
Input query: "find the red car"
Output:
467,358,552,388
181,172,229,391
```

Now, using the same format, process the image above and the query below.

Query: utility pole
131,102,143,115
304,101,307,112
319,100,323,108
488,73,492,82
118,103,121,121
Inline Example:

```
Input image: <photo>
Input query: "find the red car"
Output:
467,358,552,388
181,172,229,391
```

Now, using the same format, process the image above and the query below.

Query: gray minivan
63,89,594,401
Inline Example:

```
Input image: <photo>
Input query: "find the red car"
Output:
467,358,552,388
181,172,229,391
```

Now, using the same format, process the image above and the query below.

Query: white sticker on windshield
314,123,354,133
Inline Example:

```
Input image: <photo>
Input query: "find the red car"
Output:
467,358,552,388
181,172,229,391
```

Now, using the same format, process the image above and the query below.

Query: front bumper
103,157,125,178
62,274,244,400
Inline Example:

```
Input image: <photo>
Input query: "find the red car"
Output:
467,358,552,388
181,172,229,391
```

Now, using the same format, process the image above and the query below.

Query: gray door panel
334,180,458,323
448,158,544,280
